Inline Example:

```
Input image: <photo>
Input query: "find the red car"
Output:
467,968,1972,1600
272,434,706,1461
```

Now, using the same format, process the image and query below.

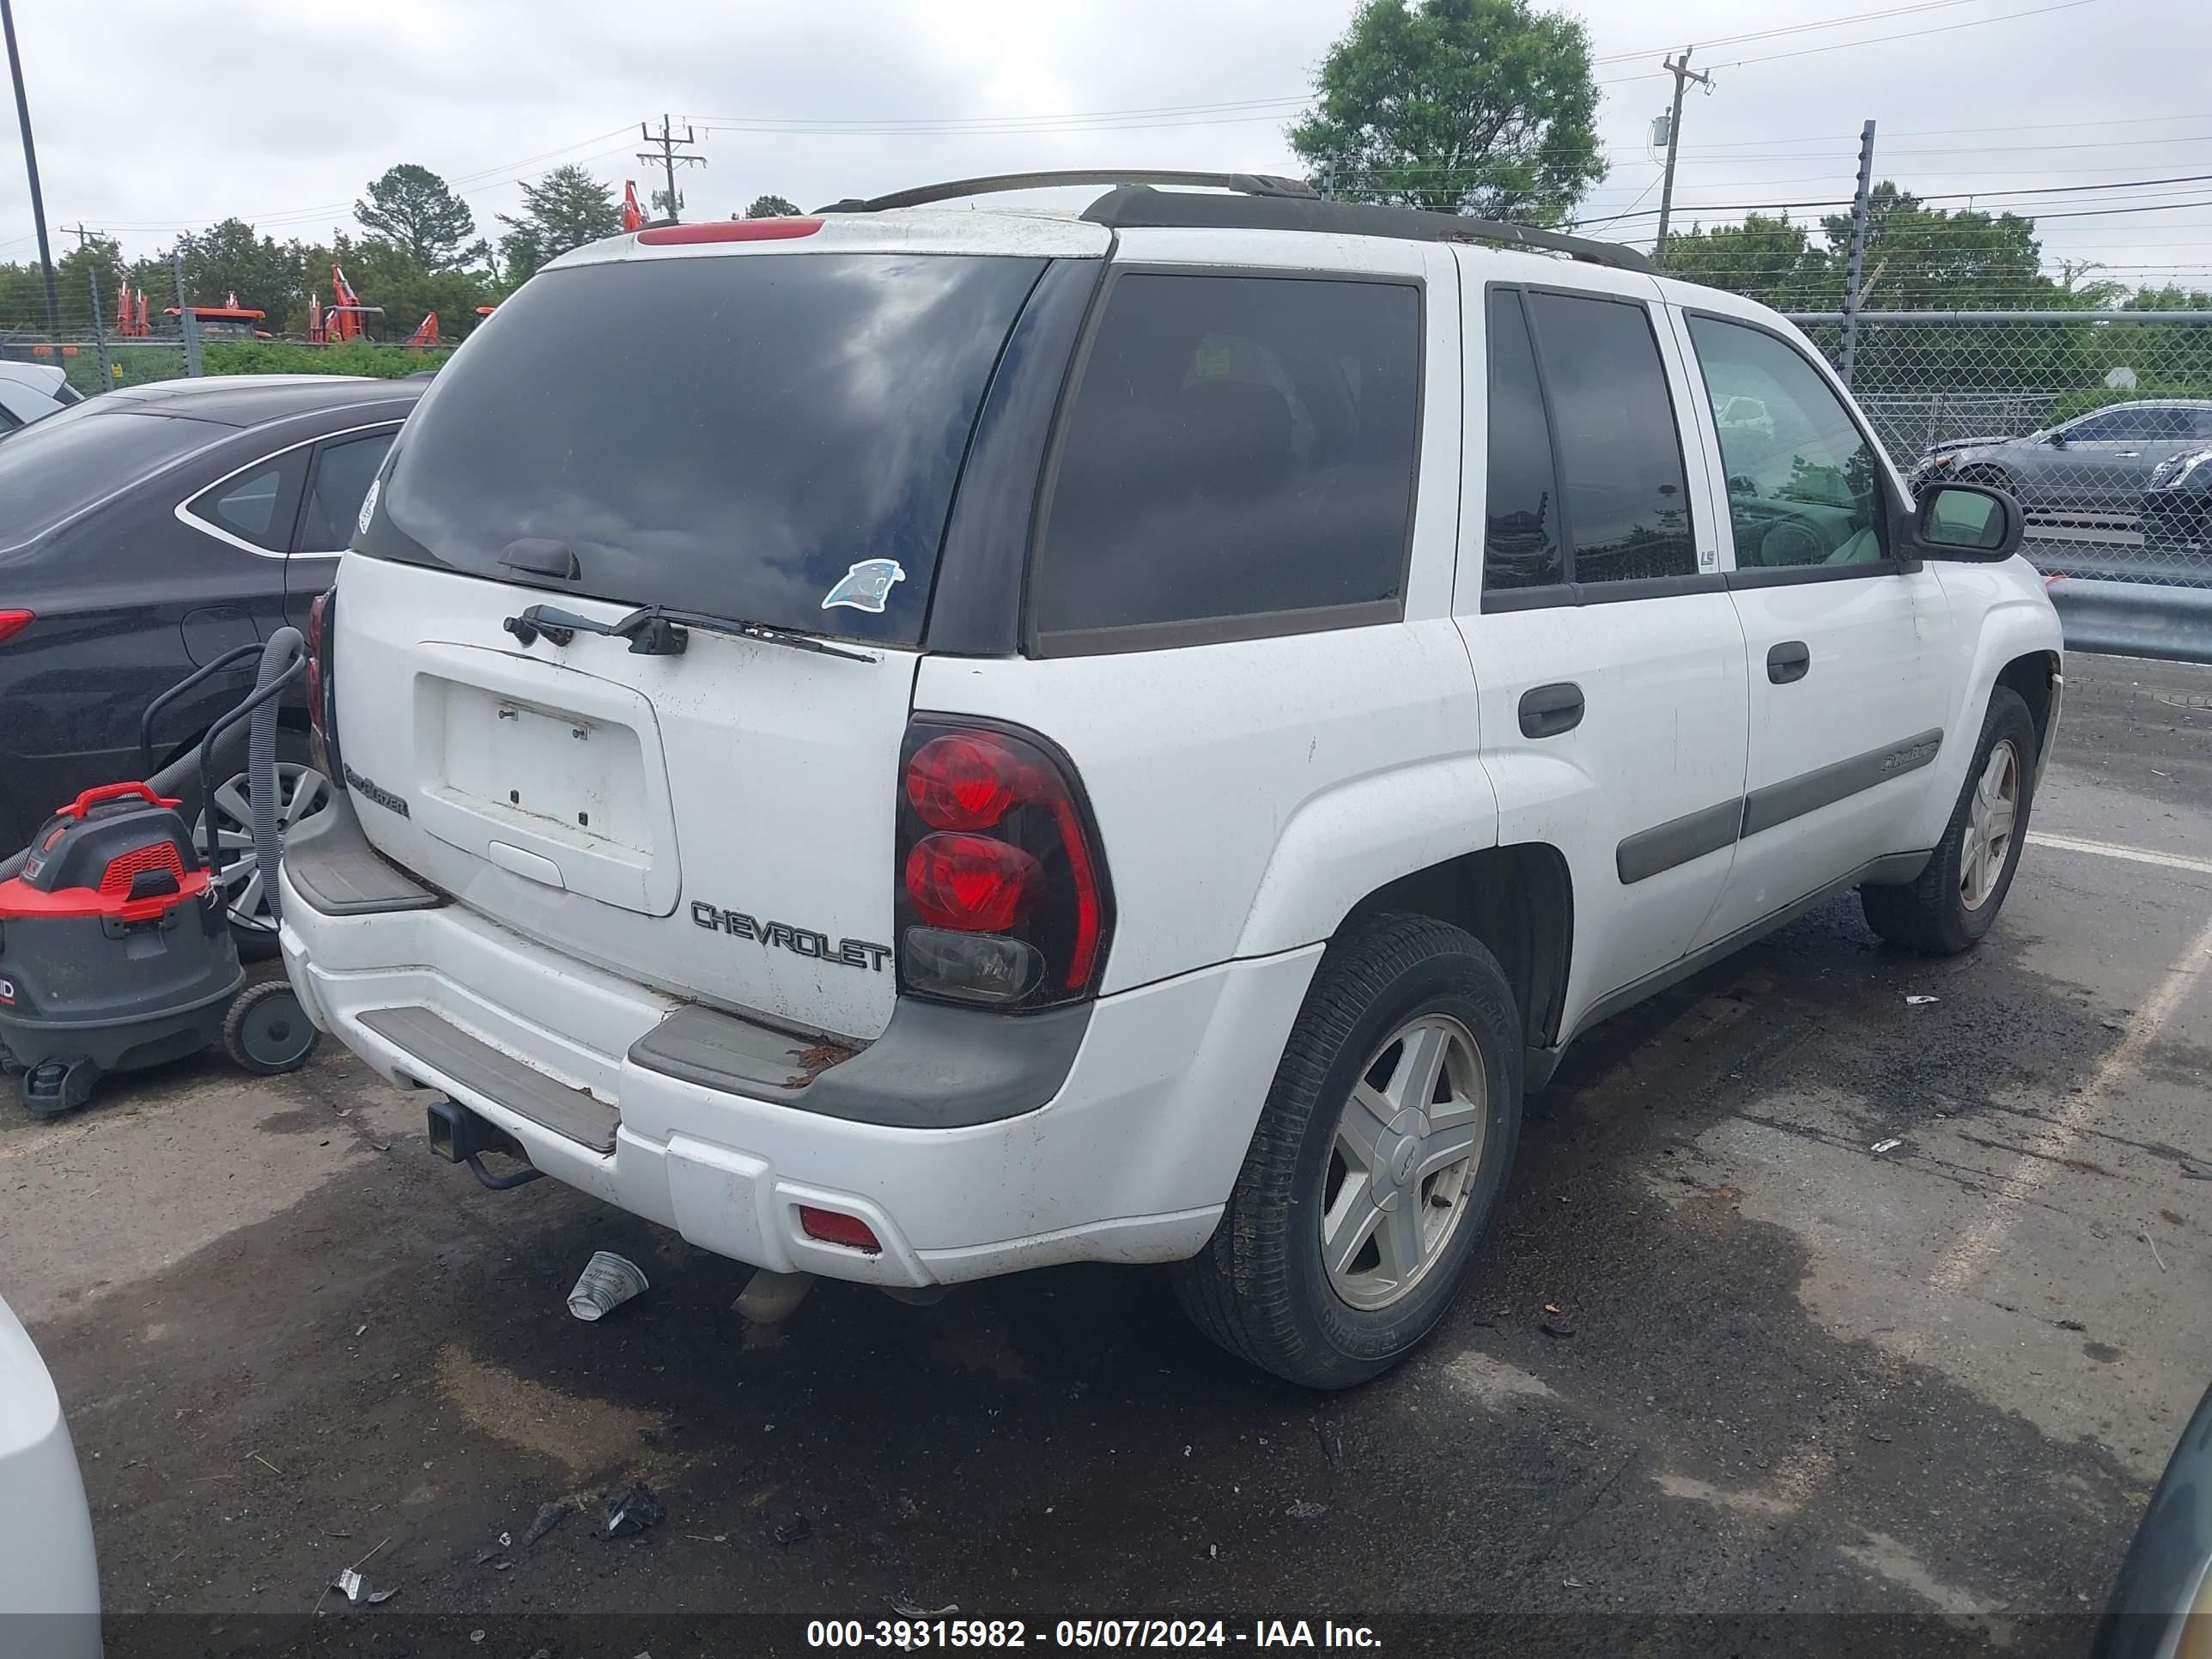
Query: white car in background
0,1293,100,1656
0,361,82,431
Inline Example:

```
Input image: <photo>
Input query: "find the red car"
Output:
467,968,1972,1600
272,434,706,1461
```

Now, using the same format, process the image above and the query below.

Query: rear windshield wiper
502,602,875,662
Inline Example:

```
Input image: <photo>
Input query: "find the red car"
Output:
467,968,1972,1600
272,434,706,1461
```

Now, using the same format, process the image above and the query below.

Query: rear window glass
0,404,222,544
363,252,1047,646
1030,272,1421,650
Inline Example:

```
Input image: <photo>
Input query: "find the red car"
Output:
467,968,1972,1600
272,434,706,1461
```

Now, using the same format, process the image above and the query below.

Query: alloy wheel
1320,1013,1487,1312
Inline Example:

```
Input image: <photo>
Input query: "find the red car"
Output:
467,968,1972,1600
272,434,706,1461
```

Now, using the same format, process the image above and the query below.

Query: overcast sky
4,0,2209,289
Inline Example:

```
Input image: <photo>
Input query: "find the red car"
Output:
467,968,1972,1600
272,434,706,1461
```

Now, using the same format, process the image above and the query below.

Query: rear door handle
1519,682,1584,738
1767,641,1811,684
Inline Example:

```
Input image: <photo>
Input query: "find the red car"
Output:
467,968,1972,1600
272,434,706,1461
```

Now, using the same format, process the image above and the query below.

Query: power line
1596,0,2099,86
1595,0,2019,64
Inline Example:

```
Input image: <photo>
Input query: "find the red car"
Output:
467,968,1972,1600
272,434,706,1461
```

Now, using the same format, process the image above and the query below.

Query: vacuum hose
246,629,301,929
0,628,307,889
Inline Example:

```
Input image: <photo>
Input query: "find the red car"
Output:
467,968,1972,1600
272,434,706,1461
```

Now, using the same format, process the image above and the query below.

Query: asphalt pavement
5,651,2209,1659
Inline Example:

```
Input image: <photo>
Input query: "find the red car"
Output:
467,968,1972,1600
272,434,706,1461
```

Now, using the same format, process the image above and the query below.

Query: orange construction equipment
404,312,440,348
309,264,383,343
622,180,646,234
163,302,271,341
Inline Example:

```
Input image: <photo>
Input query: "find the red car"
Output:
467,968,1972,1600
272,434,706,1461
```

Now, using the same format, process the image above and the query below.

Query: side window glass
297,431,397,552
185,453,306,553
1523,292,1695,583
1686,314,1887,570
1031,272,1421,647
1482,290,1563,591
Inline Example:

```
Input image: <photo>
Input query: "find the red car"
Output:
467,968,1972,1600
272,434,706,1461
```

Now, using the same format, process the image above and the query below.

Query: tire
193,728,331,962
1171,913,1523,1390
222,980,320,1076
1862,686,2039,955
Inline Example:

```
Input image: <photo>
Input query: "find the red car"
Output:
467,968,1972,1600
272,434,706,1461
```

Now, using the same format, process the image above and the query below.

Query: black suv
0,376,421,947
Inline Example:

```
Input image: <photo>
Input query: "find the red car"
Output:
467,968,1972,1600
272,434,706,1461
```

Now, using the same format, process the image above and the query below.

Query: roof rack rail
817,169,1319,215
814,173,1650,275
1080,185,1652,272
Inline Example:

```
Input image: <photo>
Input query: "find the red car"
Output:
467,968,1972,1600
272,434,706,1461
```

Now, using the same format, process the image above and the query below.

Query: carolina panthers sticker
356,477,380,538
821,558,905,613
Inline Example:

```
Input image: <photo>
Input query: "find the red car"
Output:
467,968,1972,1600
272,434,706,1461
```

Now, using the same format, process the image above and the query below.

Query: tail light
896,718,1112,1009
306,586,338,779
0,609,33,646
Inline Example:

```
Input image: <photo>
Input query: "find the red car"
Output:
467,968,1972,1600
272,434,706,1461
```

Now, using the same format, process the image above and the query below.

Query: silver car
1911,398,2212,516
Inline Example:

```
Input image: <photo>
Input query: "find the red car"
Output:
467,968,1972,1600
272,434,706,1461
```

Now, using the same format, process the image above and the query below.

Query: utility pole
1838,119,1880,390
1651,46,1712,270
87,267,109,392
64,221,101,249
1,0,57,336
637,115,705,224
173,252,201,378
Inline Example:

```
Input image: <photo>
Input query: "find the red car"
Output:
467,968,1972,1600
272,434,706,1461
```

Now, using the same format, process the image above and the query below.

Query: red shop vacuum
0,633,319,1115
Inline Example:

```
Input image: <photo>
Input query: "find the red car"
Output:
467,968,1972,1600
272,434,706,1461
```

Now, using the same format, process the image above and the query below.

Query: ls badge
821,558,905,613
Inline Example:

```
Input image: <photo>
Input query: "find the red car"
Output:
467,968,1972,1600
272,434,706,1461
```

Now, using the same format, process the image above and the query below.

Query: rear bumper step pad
357,1004,619,1152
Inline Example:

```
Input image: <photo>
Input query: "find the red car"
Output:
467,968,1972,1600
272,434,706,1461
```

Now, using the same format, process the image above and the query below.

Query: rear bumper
279,864,1319,1286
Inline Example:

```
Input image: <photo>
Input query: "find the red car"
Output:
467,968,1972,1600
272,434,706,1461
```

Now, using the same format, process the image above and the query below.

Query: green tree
497,165,622,284
1288,0,1604,222
170,220,309,323
747,194,803,218
1655,214,1822,310
356,165,480,270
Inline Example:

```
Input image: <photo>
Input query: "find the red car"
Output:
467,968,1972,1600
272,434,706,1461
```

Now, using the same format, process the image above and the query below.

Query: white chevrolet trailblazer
279,172,2062,1388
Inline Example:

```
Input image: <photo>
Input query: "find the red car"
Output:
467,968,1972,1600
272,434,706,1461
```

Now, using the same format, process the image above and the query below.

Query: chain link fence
1788,310,2212,589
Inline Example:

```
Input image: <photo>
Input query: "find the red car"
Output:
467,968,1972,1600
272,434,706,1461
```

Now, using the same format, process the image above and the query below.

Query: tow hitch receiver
428,1097,544,1190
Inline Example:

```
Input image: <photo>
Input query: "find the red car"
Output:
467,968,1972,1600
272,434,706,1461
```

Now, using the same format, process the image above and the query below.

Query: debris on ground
568,1250,651,1322
522,1500,571,1547
1871,1138,1904,1154
601,1482,666,1539
1905,995,1940,1006
1285,1499,1328,1520
471,1546,504,1566
891,1595,959,1617
2142,1231,2169,1271
1539,1308,1577,1338
331,1566,398,1604
2057,1318,2088,1332
774,1515,812,1546
1865,1428,1896,1443
2181,1162,2212,1182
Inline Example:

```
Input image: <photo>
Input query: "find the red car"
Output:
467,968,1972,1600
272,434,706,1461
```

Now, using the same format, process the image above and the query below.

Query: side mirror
1913,482,2023,562
2046,432,2067,449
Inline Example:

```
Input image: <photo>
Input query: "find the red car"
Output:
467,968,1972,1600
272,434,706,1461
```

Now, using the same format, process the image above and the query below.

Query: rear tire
1862,686,2038,955
1172,913,1523,1390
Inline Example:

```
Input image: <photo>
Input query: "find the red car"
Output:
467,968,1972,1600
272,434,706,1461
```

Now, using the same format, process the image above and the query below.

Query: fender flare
1232,753,1503,960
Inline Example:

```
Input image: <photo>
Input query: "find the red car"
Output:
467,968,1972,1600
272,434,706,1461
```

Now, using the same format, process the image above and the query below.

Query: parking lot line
1760,902,2212,1521
2028,830,2212,878
1929,906,2212,1296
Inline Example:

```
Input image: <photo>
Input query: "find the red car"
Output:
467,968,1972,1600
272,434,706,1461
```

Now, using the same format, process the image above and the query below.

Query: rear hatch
335,215,1104,1042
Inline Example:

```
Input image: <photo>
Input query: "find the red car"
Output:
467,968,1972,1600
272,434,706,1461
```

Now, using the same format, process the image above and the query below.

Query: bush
59,337,453,395
202,339,455,378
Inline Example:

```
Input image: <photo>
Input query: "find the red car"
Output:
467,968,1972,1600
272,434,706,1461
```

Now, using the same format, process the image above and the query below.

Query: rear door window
187,451,307,553
362,253,1047,646
1029,271,1422,653
1521,291,1694,585
1481,289,1564,592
